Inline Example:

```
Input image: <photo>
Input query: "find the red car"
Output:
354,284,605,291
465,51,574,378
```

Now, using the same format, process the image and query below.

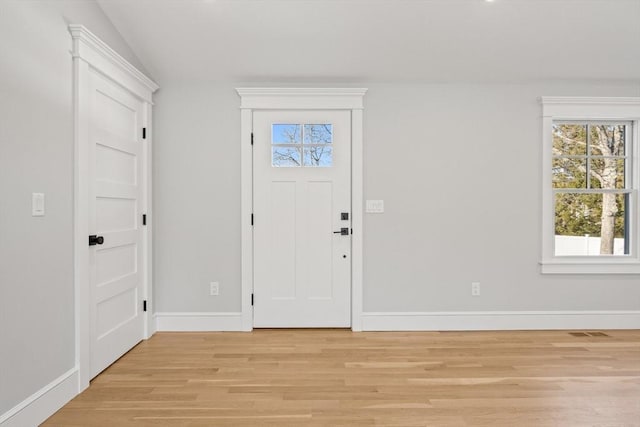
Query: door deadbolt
89,235,104,246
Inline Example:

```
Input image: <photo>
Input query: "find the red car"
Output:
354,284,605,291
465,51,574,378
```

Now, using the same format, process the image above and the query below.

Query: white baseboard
361,310,640,331
155,312,244,331
0,368,78,427
153,310,640,332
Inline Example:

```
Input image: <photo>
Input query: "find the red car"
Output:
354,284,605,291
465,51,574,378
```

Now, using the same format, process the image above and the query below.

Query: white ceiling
97,0,640,85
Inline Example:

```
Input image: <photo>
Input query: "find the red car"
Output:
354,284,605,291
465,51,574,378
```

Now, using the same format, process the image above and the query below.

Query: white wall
363,83,639,312
153,85,242,312
0,0,147,416
153,81,640,317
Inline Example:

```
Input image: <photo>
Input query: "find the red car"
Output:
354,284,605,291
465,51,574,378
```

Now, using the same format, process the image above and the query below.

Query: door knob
89,235,104,246
333,228,349,236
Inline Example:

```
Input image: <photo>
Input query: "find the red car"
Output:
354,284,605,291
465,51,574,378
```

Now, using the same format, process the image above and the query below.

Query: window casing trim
540,97,640,274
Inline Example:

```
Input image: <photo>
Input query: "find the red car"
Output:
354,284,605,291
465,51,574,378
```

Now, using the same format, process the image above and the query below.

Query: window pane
553,124,586,156
272,147,301,167
552,158,586,189
303,124,332,144
272,124,301,144
589,158,625,189
554,193,628,256
590,124,625,156
303,146,333,167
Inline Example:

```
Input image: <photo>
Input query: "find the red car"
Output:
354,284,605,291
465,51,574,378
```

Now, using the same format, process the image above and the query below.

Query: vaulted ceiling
97,0,640,85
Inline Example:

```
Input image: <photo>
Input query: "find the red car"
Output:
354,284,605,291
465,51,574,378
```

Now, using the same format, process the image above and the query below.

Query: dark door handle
89,235,104,246
333,228,349,236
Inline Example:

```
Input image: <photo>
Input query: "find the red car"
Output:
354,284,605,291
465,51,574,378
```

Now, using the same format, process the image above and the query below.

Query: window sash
553,121,631,190
552,189,632,194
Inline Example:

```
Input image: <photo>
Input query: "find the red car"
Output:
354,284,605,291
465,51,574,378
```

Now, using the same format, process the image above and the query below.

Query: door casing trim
71,25,158,392
236,88,367,331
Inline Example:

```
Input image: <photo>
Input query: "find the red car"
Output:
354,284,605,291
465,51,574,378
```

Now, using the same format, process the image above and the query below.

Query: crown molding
69,24,159,95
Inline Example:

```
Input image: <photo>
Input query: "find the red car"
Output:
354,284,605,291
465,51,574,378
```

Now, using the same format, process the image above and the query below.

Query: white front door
253,110,351,327
89,72,145,377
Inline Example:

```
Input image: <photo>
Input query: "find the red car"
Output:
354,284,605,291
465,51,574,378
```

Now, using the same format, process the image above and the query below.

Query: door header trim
70,25,159,101
236,88,368,110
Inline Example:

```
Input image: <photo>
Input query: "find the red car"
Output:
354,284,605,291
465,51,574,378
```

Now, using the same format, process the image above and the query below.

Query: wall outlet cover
471,282,481,296
210,282,219,296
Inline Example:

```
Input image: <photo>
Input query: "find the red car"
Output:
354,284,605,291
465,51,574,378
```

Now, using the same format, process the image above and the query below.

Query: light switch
32,193,45,216
366,199,384,213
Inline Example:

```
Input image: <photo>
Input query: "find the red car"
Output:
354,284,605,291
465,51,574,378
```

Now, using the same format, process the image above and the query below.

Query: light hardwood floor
42,330,640,426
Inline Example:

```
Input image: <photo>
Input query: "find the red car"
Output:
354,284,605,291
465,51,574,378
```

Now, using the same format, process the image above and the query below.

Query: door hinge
251,132,254,145
143,300,147,312
142,214,147,226
251,213,254,226
142,127,147,139
251,293,254,306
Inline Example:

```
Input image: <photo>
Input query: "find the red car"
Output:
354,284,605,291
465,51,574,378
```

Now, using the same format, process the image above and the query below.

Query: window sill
540,259,640,274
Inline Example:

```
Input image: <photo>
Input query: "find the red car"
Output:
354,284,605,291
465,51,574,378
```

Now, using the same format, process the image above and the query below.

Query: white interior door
89,71,145,377
253,110,351,327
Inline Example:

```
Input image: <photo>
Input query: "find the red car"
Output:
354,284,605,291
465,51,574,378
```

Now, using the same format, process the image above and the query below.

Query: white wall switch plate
366,200,384,213
32,193,45,216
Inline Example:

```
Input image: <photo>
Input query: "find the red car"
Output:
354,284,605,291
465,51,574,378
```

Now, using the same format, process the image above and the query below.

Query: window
272,123,333,167
541,97,640,274
553,122,630,256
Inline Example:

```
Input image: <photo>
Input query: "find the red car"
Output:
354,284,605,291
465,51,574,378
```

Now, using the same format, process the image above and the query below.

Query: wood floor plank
42,330,640,426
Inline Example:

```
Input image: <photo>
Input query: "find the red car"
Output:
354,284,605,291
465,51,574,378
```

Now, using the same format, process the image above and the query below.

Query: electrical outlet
210,281,219,296
471,282,481,296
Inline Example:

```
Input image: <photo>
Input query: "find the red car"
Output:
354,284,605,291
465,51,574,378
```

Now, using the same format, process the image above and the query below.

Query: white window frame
540,97,640,274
